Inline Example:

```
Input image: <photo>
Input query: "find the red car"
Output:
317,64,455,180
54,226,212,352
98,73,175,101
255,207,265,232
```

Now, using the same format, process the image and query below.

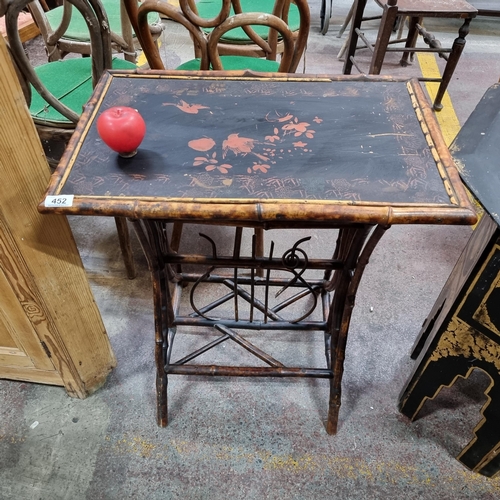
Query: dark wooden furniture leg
114,216,136,279
170,222,184,253
343,0,368,74
433,18,473,111
368,1,400,74
399,16,421,67
399,214,500,478
132,219,173,426
320,0,332,35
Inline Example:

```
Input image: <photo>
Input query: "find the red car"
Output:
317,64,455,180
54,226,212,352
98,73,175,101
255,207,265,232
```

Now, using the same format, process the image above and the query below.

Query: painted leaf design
252,163,270,173
265,135,279,142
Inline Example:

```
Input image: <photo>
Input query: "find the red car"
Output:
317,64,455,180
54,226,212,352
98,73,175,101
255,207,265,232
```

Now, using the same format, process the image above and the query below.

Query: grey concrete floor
2,1,500,498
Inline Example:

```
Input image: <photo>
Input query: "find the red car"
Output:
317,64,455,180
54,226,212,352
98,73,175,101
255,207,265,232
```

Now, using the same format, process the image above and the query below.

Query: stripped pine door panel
0,33,115,396
0,225,62,384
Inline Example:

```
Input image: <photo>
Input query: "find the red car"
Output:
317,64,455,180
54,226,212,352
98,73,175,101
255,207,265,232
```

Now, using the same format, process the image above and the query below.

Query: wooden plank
0,259,55,370
0,34,116,397
0,318,17,348
0,348,34,368
0,11,40,43
0,365,63,385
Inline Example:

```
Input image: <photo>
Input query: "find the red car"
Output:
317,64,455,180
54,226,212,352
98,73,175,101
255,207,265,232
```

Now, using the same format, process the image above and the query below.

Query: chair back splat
123,0,310,73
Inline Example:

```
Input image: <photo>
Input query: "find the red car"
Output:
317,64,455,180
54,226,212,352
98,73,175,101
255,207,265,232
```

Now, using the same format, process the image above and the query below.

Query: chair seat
196,0,300,42
31,57,136,125
176,55,280,72
376,0,477,16
45,0,160,41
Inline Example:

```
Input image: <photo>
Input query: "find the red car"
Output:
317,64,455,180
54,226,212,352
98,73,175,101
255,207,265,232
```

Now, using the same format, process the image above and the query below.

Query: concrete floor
2,1,500,498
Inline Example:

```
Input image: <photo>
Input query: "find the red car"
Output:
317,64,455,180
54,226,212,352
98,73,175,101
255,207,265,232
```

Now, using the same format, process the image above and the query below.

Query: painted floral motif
282,120,315,138
63,78,453,205
250,162,271,173
265,129,280,143
184,107,322,175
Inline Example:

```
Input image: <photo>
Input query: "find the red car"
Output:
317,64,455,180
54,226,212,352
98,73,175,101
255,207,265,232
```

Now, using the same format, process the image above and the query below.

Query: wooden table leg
132,219,175,427
114,216,136,279
433,18,472,111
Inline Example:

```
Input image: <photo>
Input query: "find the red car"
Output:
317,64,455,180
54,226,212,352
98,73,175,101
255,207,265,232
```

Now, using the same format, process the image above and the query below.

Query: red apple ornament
97,106,146,158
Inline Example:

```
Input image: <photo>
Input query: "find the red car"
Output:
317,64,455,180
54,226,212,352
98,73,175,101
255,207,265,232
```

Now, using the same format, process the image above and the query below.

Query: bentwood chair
5,0,138,278
193,0,302,60
124,0,310,73
27,0,162,63
343,0,478,111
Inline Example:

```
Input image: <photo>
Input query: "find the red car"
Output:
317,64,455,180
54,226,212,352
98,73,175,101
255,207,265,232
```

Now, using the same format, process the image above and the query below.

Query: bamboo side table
39,70,475,434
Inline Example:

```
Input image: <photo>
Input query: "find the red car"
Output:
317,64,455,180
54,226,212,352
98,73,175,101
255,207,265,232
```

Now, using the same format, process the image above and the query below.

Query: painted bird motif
222,133,270,162
162,100,209,114
222,133,257,157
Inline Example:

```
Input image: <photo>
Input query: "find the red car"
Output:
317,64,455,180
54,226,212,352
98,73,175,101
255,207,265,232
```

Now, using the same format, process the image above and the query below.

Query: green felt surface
31,57,136,124
45,0,160,41
196,0,300,42
176,55,280,71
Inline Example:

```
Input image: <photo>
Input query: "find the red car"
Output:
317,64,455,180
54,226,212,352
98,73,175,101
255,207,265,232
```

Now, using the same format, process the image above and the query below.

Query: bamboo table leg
325,225,389,434
132,219,176,426
114,216,136,279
